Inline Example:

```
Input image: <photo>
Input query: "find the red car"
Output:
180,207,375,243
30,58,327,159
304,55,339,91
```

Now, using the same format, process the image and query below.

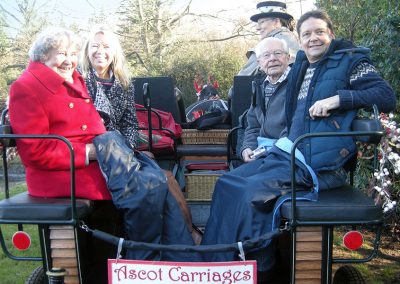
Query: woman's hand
87,143,97,160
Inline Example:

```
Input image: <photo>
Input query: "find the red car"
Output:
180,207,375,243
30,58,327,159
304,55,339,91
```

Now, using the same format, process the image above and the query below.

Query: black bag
181,108,231,130
199,85,219,101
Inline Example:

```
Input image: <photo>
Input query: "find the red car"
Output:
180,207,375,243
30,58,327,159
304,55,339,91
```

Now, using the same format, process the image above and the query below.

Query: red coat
8,61,111,200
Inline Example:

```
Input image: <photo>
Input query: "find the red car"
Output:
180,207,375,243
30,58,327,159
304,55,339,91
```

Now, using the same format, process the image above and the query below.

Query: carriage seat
280,185,383,223
0,192,93,222
0,117,93,223
177,144,227,157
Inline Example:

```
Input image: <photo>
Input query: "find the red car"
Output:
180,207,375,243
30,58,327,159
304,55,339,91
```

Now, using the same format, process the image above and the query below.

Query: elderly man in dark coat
241,37,291,163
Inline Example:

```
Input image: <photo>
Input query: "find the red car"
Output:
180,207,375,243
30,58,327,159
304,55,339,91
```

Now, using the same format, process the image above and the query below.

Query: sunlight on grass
333,227,400,283
381,265,400,280
0,225,43,283
0,183,43,283
355,264,374,280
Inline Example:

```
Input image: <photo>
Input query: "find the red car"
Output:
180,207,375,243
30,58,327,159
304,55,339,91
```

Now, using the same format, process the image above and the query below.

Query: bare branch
126,50,149,71
167,0,192,27
0,3,23,25
189,33,256,43
4,63,26,70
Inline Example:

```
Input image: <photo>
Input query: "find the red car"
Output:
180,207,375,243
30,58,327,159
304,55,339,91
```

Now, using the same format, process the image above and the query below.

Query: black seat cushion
0,192,93,222
231,76,254,127
177,144,227,156
280,185,382,222
133,77,183,124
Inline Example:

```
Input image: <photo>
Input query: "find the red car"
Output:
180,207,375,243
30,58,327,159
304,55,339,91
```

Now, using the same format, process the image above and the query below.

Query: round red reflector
12,231,31,250
343,231,363,250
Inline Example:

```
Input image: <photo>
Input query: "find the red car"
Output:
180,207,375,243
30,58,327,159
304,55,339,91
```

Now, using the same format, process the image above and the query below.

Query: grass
0,226,42,283
0,184,43,284
333,228,400,283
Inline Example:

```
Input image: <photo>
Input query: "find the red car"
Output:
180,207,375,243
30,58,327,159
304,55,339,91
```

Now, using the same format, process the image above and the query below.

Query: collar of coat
296,38,371,66
265,66,291,85
27,61,90,99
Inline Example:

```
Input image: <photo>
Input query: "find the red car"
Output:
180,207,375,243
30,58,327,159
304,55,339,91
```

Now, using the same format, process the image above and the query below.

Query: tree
0,0,49,66
116,0,257,105
0,0,50,108
316,0,400,111
163,40,245,106
0,0,257,105
116,0,193,74
0,12,11,104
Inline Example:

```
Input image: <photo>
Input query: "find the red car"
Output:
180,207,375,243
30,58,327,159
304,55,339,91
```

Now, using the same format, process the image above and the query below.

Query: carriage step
50,226,80,284
295,227,322,283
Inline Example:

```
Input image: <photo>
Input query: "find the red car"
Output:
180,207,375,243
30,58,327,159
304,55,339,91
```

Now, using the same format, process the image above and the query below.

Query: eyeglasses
261,50,287,59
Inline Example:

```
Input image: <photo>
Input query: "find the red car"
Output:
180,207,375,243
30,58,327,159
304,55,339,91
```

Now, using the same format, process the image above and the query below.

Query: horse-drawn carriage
0,76,386,283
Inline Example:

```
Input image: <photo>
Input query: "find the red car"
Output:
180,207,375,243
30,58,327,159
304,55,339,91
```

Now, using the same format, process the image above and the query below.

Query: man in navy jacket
202,9,396,282
285,9,396,174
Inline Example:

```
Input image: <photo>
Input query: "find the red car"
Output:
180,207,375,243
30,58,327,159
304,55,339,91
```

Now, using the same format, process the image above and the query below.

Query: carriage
0,76,386,283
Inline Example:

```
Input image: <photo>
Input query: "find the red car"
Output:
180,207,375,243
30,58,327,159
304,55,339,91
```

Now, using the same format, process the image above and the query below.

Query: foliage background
0,0,258,109
316,0,400,111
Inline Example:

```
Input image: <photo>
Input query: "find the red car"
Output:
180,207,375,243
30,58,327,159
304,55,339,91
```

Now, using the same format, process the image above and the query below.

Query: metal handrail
0,133,77,225
289,129,384,226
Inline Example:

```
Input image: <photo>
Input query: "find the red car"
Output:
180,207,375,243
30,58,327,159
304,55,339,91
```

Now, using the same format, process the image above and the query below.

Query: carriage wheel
333,265,365,284
26,266,45,284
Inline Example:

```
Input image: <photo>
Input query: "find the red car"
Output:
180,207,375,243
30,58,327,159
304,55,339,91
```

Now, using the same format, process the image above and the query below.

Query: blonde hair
80,26,131,89
29,27,82,62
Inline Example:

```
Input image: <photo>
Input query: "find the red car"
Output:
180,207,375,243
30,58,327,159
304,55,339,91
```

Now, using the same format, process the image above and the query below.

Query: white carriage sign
108,259,257,284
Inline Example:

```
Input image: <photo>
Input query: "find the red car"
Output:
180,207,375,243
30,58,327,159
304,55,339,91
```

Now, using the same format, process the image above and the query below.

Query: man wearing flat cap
238,1,299,75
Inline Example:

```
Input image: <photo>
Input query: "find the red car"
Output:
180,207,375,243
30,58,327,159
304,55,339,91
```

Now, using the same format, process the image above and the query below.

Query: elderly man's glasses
261,50,287,59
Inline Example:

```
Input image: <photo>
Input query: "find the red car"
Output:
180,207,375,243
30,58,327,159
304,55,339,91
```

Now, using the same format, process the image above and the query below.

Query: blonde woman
81,26,201,261
80,26,138,147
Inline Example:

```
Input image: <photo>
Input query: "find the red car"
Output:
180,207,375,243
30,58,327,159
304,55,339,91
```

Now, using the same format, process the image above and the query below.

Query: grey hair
28,27,82,62
255,37,289,58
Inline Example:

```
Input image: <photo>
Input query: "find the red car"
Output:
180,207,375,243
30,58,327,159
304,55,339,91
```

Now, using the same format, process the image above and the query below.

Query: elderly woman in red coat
8,28,110,200
8,28,200,267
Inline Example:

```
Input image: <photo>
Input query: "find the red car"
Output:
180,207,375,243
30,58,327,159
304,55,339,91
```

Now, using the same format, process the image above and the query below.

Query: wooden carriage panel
49,226,79,284
295,226,323,283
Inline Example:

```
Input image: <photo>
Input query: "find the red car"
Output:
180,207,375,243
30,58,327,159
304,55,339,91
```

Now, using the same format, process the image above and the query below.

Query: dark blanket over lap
93,131,197,261
201,148,313,270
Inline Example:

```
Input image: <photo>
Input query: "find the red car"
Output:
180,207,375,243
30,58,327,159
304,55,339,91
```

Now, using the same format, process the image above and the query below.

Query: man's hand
242,148,254,163
309,95,340,119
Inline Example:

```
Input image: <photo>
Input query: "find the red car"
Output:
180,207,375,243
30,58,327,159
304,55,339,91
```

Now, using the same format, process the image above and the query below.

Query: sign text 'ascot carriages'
108,259,257,284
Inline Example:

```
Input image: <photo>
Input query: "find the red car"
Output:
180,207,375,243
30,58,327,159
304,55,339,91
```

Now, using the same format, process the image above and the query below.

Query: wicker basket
185,172,222,201
181,129,229,144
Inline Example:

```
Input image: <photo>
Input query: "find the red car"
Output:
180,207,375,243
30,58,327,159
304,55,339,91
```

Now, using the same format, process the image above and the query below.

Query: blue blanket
93,131,198,261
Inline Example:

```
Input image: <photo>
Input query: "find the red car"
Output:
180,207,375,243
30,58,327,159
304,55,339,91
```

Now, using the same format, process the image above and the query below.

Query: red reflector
12,231,31,250
343,231,363,250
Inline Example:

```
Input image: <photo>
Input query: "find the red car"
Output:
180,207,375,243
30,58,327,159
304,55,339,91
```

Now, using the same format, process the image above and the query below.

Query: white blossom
366,113,399,213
